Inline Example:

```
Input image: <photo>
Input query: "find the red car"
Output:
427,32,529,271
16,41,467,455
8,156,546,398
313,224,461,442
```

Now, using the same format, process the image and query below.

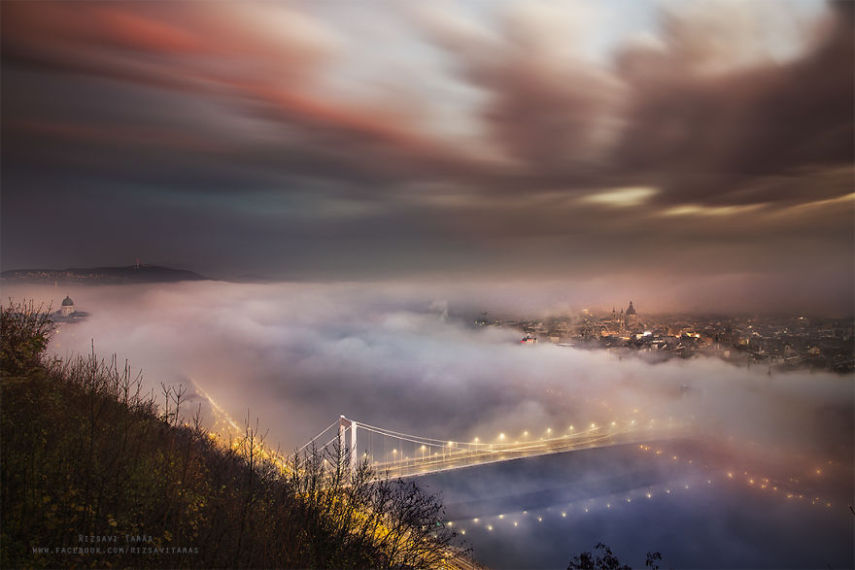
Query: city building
60,295,75,317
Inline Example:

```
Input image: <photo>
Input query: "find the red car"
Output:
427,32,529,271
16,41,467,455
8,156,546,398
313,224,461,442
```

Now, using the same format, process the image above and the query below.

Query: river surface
416,442,853,569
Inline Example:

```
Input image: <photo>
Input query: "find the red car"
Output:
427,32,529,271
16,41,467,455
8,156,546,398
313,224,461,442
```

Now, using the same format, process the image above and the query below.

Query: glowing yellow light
487,525,493,531
499,433,505,441
568,425,574,431
514,521,518,527
461,530,466,535
584,508,589,513
537,516,542,522
498,514,504,519
547,428,552,434
561,512,567,517
610,421,616,427
815,468,822,475
727,472,734,479
523,431,529,436
590,423,596,429
473,518,479,523
646,493,652,499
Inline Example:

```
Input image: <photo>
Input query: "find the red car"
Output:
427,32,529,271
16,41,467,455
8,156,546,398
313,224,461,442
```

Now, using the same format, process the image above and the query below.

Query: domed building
60,295,75,317
624,300,639,329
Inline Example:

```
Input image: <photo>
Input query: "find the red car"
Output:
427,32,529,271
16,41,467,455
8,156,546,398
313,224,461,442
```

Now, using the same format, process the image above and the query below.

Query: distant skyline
2,1,852,312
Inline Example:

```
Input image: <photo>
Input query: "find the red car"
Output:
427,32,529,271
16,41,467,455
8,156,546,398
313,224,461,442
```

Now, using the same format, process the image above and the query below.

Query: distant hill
0,265,208,284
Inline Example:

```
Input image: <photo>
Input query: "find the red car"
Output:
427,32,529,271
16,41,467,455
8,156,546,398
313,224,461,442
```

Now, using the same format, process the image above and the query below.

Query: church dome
625,301,636,315
61,296,74,307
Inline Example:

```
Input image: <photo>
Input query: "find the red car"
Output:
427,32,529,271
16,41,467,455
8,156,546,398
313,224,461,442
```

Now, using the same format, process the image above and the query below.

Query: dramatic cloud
1,1,852,311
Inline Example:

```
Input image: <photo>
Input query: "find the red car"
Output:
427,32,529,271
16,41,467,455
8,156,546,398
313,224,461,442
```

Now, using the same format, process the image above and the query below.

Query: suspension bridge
294,415,689,480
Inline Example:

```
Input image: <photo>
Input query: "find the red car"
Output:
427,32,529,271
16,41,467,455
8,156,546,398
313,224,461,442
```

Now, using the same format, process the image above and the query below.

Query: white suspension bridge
294,415,689,480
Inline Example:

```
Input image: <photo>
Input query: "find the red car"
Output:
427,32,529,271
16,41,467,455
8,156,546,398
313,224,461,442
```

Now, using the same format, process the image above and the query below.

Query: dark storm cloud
1,1,852,307
613,0,854,206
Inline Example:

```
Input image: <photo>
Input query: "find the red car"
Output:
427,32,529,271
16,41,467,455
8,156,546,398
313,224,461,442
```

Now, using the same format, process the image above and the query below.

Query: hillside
0,302,464,569
1,265,207,284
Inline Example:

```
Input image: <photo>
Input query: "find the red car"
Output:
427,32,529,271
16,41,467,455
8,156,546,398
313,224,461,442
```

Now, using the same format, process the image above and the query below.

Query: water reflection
418,442,851,569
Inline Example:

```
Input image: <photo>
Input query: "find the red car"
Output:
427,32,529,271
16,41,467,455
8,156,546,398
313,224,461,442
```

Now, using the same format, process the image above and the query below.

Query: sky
1,0,853,313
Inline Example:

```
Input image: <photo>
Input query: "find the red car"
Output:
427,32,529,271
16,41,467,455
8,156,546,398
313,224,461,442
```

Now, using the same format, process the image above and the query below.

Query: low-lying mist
6,280,852,468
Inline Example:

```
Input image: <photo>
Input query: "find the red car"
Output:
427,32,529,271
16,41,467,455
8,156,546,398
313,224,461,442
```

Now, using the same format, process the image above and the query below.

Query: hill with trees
0,301,468,568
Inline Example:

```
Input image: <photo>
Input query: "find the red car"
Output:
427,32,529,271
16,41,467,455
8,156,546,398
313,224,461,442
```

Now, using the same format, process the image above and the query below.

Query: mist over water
6,280,853,567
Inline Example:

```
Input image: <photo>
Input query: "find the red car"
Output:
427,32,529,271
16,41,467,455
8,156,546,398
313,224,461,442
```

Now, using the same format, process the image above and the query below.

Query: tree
568,543,662,570
0,300,53,376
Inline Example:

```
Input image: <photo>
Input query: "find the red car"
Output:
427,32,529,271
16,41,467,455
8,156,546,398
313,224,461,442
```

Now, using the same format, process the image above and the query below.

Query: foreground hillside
0,302,462,568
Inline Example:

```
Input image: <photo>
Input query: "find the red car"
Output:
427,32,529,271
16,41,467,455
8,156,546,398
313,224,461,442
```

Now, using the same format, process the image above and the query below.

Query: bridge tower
338,415,358,475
